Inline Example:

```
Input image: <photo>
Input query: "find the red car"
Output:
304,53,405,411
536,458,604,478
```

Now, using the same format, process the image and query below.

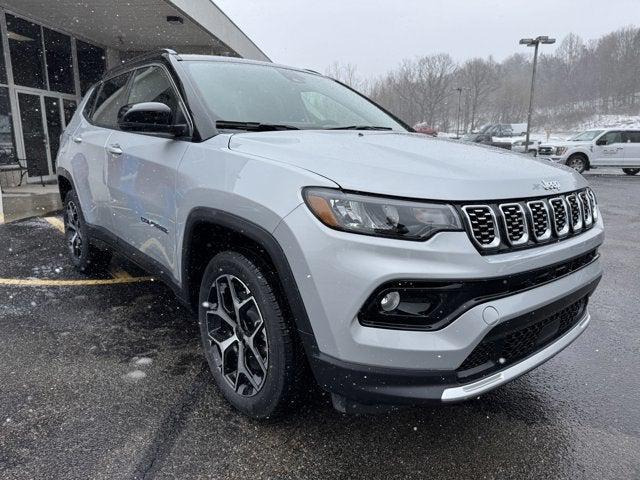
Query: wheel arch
181,207,316,340
57,167,75,202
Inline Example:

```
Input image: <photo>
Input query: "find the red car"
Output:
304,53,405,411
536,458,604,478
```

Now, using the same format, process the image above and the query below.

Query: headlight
555,146,567,155
303,187,463,241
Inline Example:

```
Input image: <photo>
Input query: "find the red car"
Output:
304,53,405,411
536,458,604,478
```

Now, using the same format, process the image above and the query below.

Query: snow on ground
572,114,640,131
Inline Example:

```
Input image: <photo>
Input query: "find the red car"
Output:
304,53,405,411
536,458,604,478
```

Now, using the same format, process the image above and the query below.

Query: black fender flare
181,207,316,341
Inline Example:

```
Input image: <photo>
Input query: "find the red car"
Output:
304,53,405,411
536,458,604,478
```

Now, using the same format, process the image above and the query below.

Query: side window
127,66,185,124
623,131,640,143
92,72,131,129
601,131,623,145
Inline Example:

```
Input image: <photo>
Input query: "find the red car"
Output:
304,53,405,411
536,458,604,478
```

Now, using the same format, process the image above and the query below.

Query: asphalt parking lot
1,171,639,480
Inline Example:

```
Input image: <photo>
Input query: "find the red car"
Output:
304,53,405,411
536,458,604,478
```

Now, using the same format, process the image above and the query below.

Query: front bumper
304,277,598,407
274,203,604,404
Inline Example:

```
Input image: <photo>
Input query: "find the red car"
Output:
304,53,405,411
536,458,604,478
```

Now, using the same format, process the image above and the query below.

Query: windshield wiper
326,125,393,131
216,120,300,132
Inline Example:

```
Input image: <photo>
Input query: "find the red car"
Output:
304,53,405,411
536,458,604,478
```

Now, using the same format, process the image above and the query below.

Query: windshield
569,130,604,141
182,61,406,131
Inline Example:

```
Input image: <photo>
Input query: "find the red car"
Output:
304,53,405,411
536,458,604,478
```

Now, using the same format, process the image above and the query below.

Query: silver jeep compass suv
57,50,603,417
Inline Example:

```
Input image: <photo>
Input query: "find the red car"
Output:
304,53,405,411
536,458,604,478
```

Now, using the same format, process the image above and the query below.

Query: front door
105,65,190,274
592,130,625,167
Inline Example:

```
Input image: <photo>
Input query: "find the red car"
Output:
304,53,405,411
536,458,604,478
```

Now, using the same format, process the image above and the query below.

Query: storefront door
15,90,75,179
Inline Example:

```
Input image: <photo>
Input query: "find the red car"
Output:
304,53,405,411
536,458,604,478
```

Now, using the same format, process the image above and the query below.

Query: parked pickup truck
538,128,640,175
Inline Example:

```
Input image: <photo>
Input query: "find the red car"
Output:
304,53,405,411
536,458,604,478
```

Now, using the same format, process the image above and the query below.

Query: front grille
460,188,597,253
462,206,499,248
457,296,588,381
538,146,553,155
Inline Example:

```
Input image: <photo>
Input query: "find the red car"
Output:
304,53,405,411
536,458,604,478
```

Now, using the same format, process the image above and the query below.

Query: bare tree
457,57,498,130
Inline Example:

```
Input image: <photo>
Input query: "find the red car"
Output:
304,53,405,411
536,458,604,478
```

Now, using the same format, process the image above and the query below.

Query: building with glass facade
0,0,268,184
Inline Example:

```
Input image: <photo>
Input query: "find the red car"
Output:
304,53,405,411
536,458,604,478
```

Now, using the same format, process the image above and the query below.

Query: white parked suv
56,50,603,417
538,128,640,175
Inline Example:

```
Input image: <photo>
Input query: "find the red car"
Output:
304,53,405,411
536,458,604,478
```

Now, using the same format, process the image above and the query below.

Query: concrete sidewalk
0,183,62,224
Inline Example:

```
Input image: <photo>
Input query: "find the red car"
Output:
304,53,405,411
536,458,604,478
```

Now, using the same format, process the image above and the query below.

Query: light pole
519,35,555,152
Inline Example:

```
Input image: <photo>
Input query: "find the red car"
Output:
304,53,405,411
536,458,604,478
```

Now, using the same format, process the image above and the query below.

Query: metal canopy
0,0,269,60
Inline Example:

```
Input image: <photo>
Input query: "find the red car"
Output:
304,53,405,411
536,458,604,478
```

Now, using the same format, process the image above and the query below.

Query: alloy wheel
566,156,585,173
66,201,83,259
204,274,269,397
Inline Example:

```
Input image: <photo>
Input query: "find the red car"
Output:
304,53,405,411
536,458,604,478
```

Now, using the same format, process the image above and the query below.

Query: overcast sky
215,0,639,78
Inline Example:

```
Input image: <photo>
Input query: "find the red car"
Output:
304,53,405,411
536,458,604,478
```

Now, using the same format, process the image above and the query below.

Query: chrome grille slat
462,205,500,249
587,188,599,222
566,194,583,231
579,191,593,227
549,197,570,237
499,203,528,245
526,200,552,242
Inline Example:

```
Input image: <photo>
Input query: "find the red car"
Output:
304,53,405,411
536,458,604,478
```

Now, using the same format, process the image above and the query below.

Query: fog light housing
380,291,401,311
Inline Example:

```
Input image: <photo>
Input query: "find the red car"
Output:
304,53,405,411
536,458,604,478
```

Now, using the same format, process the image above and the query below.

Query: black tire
63,189,112,274
566,153,588,173
198,251,305,418
622,168,640,176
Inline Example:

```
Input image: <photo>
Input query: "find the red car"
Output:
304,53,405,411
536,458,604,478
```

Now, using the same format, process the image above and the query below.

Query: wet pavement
0,172,639,480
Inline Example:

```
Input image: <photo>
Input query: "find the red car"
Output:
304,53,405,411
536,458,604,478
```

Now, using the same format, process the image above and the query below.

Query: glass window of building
44,27,74,94
0,45,7,85
77,40,106,95
6,14,46,90
63,99,77,126
0,87,16,165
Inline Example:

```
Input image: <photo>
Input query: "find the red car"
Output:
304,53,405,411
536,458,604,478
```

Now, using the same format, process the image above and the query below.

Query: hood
228,131,588,201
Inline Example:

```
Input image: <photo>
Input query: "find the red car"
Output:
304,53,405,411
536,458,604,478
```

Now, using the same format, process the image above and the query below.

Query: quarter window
92,73,131,129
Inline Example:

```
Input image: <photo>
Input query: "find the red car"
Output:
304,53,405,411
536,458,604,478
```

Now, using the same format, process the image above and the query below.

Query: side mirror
117,102,188,136
595,138,607,146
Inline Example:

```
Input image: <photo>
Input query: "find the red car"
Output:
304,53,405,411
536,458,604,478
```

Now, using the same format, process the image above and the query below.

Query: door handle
72,136,82,144
107,144,123,156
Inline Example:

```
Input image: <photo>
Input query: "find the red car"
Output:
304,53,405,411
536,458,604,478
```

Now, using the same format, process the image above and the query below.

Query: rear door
591,130,625,167
105,65,191,273
66,72,131,229
622,131,640,167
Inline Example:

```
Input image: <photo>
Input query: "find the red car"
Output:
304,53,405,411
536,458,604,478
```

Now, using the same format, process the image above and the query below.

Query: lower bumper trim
441,310,590,401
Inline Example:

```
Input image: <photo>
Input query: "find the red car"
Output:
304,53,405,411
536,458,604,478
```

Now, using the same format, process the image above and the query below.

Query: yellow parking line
0,276,155,287
44,216,65,234
42,217,147,282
